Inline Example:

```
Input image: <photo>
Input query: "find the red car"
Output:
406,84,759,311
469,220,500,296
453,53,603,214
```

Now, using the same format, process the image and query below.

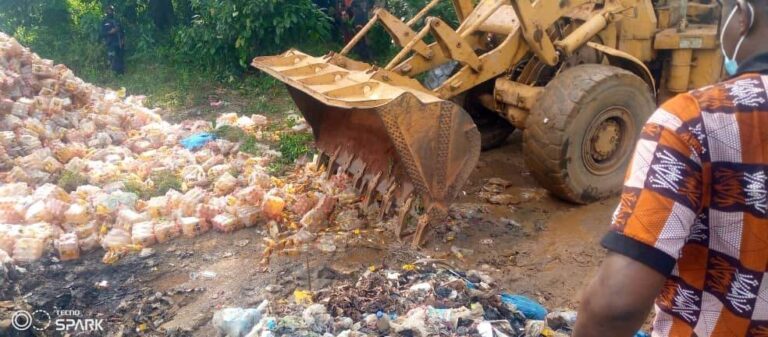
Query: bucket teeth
377,181,398,221
324,147,341,179
314,150,325,168
254,50,481,247
412,205,448,247
352,162,367,191
339,153,355,173
362,171,382,211
395,194,414,238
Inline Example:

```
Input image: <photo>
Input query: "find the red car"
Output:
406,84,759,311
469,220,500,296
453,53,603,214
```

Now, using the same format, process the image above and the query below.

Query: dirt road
432,132,617,309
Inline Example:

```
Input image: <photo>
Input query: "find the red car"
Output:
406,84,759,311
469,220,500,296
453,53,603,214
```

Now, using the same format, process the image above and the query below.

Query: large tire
523,64,655,204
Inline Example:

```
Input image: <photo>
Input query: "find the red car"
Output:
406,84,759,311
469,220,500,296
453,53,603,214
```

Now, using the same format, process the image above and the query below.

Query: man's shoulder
688,73,768,112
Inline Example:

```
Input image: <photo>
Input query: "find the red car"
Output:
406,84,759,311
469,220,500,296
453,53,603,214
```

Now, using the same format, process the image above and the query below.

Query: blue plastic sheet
180,132,215,150
500,293,548,320
634,331,650,337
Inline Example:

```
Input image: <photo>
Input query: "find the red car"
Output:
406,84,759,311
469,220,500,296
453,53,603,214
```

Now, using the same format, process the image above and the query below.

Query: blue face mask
720,4,754,76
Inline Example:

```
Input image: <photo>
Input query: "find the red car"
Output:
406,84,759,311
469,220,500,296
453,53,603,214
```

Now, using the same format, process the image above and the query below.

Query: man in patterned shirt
574,1,768,336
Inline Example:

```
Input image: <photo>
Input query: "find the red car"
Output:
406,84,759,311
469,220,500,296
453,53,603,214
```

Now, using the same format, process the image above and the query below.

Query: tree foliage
0,0,477,77
174,0,331,74
0,0,331,76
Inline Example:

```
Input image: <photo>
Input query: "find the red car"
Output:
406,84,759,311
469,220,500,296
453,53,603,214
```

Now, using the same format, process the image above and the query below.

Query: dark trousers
107,45,125,75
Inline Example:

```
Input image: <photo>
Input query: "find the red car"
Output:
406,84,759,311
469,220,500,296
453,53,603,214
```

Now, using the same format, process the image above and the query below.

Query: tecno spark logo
11,309,104,332
11,310,50,331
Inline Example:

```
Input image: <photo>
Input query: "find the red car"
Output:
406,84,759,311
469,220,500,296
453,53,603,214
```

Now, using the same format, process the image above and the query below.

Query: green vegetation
174,0,331,73
0,0,331,76
123,178,150,199
278,132,314,163
267,131,314,175
214,122,313,174
213,125,247,142
151,170,182,196
57,170,88,192
123,171,182,198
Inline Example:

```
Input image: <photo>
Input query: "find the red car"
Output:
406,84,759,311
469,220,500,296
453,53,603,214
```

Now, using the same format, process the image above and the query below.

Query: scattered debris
222,262,606,337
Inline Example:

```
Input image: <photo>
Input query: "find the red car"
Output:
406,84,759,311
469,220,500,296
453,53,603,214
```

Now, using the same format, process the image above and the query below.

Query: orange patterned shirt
602,71,768,336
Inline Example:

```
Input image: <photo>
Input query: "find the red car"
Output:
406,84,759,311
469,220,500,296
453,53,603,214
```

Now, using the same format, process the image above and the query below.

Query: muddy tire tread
523,64,651,204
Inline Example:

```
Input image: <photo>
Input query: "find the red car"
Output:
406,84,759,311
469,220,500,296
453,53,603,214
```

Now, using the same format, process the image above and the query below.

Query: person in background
101,5,125,75
574,0,768,336
336,0,374,61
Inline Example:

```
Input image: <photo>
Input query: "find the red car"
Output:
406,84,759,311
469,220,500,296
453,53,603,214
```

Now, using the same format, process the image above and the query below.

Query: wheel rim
581,106,635,176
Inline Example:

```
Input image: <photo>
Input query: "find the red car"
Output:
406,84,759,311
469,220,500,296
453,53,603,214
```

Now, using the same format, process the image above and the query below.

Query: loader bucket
252,50,480,239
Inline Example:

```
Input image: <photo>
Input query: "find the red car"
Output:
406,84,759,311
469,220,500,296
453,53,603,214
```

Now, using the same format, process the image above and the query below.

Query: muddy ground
2,131,617,336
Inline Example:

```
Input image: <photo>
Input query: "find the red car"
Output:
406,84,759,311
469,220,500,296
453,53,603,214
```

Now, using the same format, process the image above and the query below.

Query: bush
174,0,332,74
1,0,107,76
57,170,88,192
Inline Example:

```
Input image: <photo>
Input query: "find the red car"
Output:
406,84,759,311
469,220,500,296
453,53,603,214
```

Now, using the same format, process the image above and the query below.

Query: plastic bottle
132,221,156,247
57,233,79,261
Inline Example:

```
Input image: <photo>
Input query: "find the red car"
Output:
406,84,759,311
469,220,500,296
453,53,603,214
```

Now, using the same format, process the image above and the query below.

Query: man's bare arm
573,252,667,337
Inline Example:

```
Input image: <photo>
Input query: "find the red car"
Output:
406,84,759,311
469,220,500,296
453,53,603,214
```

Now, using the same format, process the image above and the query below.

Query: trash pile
213,261,581,337
0,33,377,265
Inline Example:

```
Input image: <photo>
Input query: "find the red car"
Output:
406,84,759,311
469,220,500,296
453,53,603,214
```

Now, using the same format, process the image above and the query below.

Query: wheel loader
252,0,724,246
